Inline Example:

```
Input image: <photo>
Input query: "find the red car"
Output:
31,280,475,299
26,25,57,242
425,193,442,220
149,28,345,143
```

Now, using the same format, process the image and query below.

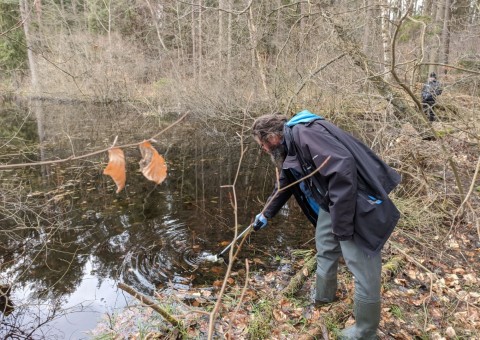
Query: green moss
248,298,274,339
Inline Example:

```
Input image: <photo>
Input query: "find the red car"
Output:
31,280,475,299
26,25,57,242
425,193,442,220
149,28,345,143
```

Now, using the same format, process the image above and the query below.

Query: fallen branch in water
117,282,183,328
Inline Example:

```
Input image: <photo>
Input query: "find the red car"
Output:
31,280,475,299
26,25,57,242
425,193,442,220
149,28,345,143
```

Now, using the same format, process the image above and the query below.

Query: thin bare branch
0,112,189,170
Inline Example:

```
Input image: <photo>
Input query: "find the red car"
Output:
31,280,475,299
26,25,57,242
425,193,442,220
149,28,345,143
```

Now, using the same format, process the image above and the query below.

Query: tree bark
191,2,197,78
198,0,203,79
145,0,168,52
428,0,445,75
362,0,374,53
441,0,452,74
19,0,39,94
248,4,268,95
380,0,392,81
218,0,224,62
227,0,232,79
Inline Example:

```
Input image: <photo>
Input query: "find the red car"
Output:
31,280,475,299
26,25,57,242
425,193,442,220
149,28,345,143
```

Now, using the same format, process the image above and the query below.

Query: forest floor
91,113,479,340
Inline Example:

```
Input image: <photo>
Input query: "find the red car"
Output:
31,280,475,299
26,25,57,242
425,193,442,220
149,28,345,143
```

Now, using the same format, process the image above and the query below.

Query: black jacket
263,119,401,255
422,79,442,103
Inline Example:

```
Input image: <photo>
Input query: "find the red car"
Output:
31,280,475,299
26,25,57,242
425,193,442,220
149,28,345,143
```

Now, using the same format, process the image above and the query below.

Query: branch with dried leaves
0,112,189,170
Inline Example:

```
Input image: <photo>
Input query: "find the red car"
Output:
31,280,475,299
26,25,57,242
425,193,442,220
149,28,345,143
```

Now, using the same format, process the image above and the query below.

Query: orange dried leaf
139,141,167,184
103,148,126,193
213,280,223,288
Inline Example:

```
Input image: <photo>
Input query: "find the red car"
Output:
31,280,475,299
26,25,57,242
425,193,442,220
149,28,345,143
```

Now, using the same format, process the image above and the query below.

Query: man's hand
253,213,268,231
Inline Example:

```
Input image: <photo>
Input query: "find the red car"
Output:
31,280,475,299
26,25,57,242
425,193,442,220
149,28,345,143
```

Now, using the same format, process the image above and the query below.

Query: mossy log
118,282,183,329
382,255,405,279
281,255,317,297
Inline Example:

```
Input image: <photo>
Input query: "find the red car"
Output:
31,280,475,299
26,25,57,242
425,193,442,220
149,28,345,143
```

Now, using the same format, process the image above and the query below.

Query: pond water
0,100,313,339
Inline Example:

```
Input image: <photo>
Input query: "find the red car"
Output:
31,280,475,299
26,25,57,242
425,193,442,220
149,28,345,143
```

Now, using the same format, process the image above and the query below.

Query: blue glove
253,213,268,231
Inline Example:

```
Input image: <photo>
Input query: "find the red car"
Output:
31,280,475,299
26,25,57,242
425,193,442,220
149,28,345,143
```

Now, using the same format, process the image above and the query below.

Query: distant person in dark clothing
421,72,443,121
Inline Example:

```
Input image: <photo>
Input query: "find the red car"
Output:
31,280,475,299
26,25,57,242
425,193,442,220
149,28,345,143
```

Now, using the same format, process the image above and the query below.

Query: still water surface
0,100,313,338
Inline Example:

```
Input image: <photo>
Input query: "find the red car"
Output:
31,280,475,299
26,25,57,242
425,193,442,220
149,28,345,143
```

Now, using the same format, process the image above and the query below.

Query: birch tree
19,0,39,94
428,0,445,75
145,0,168,53
247,3,268,95
441,0,452,74
380,0,392,81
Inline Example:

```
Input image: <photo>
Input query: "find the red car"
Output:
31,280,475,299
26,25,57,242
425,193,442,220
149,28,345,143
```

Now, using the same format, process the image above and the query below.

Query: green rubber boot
339,300,380,339
314,273,337,306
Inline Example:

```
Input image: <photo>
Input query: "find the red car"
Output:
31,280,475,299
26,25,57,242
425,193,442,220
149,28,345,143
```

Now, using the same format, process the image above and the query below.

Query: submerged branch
118,282,183,328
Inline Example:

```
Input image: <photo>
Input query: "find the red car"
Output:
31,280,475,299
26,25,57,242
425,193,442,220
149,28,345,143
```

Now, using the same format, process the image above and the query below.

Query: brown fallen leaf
139,141,167,184
210,266,224,274
273,308,288,321
103,148,126,193
213,280,223,288
219,241,231,247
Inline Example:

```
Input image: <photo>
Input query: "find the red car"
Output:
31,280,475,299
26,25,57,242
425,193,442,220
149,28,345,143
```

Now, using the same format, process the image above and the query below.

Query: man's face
256,135,286,169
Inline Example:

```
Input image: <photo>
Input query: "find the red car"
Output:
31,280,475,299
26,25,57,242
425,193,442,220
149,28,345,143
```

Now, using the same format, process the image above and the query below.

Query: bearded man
251,110,401,339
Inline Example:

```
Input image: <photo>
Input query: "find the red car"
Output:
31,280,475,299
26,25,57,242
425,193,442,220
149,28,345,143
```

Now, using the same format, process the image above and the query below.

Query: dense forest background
1,0,479,339
1,0,479,116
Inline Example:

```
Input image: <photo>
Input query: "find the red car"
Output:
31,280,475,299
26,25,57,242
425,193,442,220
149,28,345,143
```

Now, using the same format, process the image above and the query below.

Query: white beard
269,144,287,170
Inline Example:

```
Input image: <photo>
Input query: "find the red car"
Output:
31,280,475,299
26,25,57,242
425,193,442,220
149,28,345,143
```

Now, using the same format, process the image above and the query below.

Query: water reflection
0,100,312,338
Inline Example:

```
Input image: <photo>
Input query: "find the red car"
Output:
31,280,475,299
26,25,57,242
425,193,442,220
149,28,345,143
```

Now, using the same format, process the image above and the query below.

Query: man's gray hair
252,114,287,142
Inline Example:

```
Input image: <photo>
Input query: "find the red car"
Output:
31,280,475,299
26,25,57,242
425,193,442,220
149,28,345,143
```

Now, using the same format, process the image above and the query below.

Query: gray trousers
315,208,382,303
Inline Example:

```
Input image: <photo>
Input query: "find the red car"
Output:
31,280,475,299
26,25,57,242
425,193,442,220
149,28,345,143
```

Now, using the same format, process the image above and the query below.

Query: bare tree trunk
198,0,203,79
380,0,392,81
428,0,445,75
191,2,197,78
412,0,418,14
392,0,402,21
105,0,112,53
71,0,77,16
19,0,39,94
363,0,374,53
247,6,255,69
227,0,233,79
218,0,224,62
470,0,478,25
35,0,42,29
441,0,452,74
423,0,433,15
300,1,307,36
20,0,48,177
145,0,168,53
176,2,185,72
248,4,268,95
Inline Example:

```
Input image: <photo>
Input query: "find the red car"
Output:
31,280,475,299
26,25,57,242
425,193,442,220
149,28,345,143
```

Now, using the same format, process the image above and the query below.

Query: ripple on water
119,219,217,294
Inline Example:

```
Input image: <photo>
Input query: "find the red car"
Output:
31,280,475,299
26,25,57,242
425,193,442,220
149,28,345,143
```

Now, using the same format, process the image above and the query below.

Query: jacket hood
286,110,324,127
